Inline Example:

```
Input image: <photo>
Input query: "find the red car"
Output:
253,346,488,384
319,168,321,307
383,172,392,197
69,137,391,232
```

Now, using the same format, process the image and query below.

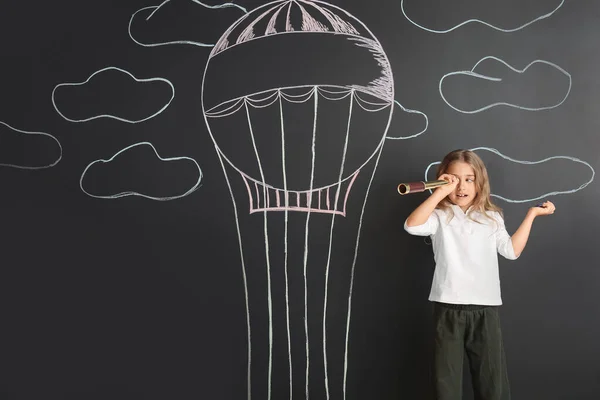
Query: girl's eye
466,179,474,183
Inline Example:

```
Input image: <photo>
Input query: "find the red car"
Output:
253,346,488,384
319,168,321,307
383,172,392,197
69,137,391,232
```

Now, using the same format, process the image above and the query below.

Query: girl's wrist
431,189,448,203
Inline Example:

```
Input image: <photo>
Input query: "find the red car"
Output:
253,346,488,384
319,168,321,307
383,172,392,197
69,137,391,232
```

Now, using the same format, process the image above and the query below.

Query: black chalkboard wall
1,0,599,399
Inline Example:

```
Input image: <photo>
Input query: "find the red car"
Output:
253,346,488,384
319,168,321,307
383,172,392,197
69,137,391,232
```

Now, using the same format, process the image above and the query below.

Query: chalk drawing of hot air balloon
201,1,394,399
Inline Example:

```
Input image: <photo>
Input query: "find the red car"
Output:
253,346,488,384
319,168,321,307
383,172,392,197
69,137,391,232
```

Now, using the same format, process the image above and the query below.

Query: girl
404,149,555,400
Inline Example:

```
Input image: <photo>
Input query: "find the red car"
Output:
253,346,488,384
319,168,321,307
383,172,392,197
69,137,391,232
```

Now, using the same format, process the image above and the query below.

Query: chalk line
0,120,62,169
79,141,202,200
53,66,174,123
401,0,565,34
439,56,572,113
424,146,595,203
128,0,247,48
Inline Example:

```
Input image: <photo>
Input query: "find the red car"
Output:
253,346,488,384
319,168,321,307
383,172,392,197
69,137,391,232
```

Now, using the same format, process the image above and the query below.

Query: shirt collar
450,204,474,216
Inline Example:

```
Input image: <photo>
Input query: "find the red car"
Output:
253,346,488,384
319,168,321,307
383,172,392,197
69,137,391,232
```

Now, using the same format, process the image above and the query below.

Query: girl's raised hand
529,200,556,217
435,174,459,197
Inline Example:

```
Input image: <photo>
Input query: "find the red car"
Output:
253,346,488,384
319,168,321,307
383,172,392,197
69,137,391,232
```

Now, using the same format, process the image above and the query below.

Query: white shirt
404,204,518,305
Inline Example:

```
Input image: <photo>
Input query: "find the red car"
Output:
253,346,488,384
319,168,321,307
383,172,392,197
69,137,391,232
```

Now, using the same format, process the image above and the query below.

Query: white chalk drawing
386,100,428,140
439,57,572,113
52,67,174,123
128,0,247,48
80,141,202,200
401,0,565,34
424,147,595,203
0,120,62,169
201,1,408,399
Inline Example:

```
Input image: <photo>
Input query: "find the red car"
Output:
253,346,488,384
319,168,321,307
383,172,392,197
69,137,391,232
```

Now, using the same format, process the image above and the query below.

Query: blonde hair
435,149,502,223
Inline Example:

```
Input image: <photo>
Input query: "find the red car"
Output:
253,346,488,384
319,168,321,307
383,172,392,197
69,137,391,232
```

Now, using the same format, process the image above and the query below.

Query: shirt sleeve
494,212,519,260
404,212,439,237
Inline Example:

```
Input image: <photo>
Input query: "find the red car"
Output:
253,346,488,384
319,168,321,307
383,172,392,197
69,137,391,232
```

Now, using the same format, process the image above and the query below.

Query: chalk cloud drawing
401,0,565,34
80,141,202,200
129,0,247,48
386,100,428,140
52,67,174,123
424,147,595,203
0,120,62,169
200,1,412,399
439,57,572,114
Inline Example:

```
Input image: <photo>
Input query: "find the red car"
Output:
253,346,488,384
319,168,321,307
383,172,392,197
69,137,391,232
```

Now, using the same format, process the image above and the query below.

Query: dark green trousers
432,302,510,400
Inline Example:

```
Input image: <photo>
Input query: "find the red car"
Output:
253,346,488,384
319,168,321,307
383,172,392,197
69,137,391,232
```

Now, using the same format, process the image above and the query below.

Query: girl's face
445,161,478,212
